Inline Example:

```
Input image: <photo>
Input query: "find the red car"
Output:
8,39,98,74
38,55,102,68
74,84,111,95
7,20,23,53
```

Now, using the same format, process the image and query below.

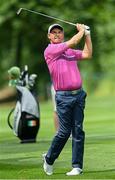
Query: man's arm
66,24,85,48
82,33,92,59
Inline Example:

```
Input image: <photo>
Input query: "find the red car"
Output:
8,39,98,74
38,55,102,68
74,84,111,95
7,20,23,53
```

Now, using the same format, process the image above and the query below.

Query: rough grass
0,96,115,179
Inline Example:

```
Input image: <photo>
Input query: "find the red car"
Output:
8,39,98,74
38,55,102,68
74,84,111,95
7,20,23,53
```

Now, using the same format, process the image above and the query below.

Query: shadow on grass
85,168,115,173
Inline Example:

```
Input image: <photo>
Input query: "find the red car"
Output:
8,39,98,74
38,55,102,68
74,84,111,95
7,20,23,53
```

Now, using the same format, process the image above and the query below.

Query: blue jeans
46,89,87,169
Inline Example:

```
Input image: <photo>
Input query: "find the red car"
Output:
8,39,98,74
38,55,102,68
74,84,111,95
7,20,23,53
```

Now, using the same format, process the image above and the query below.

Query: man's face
48,28,64,44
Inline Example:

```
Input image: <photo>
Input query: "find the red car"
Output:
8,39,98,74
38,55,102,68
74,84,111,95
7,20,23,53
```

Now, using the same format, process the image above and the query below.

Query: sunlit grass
0,96,115,179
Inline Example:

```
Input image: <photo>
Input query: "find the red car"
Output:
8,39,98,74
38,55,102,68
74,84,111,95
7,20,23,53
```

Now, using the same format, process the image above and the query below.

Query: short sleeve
71,49,83,60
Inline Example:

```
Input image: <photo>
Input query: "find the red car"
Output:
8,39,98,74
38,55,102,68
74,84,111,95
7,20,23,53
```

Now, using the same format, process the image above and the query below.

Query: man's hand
76,23,85,33
76,23,90,36
85,28,90,36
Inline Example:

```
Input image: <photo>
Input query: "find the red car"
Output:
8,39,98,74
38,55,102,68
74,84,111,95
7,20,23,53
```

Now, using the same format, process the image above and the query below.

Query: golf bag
7,66,40,143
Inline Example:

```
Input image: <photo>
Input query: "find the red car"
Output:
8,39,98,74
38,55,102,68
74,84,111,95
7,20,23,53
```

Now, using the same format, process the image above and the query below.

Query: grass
0,96,115,179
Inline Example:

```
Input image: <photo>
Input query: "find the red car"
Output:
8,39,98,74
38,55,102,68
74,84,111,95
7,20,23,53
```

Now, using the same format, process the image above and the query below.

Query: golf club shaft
17,8,90,29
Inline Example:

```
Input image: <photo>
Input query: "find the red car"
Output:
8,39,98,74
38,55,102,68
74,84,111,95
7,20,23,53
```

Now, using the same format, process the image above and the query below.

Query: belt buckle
71,90,77,95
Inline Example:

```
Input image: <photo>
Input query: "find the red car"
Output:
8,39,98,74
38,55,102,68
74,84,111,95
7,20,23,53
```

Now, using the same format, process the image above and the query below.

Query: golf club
17,8,90,30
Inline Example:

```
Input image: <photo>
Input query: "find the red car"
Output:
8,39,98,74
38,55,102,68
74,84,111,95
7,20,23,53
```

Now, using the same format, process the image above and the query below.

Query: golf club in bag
7,65,40,143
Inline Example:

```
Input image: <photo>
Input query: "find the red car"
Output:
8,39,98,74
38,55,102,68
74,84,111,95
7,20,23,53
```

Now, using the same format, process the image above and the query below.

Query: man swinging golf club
43,23,92,176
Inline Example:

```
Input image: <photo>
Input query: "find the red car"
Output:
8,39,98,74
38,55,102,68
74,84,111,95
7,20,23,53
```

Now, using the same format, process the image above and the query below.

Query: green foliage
0,0,115,95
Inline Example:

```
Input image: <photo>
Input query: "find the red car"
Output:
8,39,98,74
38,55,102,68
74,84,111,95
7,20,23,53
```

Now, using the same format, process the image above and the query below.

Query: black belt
56,88,82,95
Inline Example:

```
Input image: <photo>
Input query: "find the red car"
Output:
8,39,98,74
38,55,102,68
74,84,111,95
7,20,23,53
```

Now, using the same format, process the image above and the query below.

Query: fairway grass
0,96,115,179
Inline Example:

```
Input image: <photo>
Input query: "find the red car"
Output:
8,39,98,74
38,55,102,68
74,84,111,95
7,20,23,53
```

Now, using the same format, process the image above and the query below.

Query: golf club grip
70,23,90,30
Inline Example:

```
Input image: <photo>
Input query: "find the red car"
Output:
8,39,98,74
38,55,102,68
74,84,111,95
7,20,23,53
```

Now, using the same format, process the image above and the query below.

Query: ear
47,33,51,40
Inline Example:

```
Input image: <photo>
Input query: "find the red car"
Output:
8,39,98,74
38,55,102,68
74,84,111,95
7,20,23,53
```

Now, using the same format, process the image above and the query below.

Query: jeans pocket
55,94,64,107
79,90,87,109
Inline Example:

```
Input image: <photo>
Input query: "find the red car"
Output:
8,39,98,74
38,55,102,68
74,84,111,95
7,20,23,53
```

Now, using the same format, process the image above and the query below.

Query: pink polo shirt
44,42,83,91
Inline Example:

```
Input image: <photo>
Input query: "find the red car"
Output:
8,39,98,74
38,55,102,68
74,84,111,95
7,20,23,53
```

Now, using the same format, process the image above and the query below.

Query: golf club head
17,8,23,15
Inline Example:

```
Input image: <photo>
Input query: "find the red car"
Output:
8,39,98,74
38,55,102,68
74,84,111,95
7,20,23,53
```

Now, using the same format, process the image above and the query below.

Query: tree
0,0,115,97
